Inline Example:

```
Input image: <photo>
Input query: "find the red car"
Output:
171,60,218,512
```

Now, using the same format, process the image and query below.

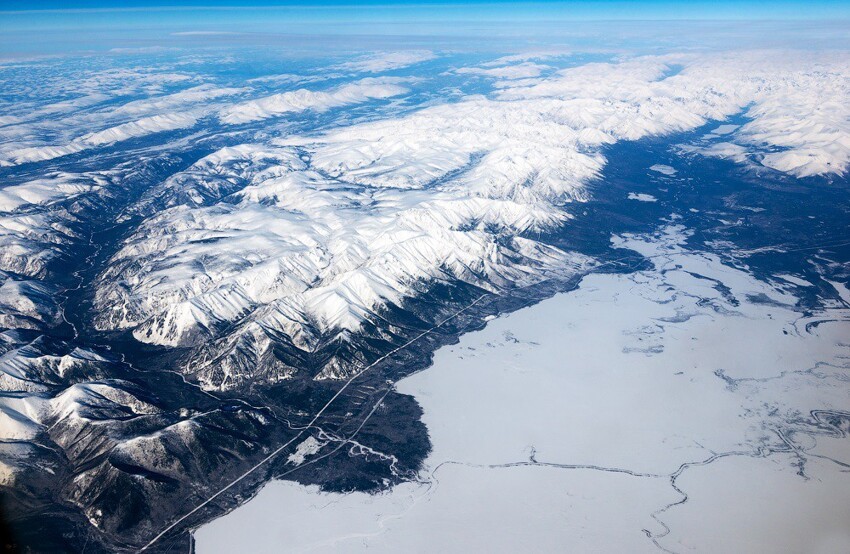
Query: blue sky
2,1,848,58
4,0,849,19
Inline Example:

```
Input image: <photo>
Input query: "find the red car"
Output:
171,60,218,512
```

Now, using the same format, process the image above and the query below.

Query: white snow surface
649,164,677,176
286,437,325,466
708,123,740,135
776,273,814,287
628,192,658,202
196,225,850,553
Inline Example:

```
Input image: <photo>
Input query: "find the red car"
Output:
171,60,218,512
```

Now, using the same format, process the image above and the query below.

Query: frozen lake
196,226,850,553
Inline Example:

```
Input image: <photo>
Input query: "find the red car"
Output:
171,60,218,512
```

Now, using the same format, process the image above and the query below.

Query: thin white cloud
481,50,572,67
454,62,551,80
171,31,243,37
109,46,179,54
331,50,437,73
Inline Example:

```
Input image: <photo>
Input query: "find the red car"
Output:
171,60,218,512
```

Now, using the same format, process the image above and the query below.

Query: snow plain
196,224,850,553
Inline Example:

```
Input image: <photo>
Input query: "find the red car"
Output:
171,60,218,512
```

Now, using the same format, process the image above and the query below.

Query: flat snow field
196,227,850,553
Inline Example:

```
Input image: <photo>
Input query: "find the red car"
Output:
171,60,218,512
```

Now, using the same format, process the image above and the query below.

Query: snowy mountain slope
0,329,280,547
91,52,850,390
498,52,850,177
0,335,113,393
0,158,186,339
94,143,590,387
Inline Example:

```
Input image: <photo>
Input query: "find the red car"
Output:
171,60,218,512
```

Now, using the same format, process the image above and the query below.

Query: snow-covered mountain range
1,45,848,552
